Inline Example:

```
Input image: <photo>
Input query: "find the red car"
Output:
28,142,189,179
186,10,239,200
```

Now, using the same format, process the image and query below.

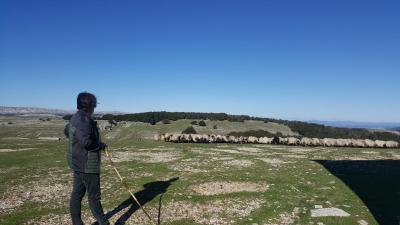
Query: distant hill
391,127,400,131
2,107,399,142
309,120,400,129
102,111,400,142
0,106,124,116
0,106,73,116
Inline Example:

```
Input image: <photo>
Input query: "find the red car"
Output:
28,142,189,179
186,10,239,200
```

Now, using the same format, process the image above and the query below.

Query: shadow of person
101,177,179,225
314,160,400,225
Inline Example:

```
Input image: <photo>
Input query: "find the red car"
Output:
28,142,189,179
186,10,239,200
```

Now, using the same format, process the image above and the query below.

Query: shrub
190,120,198,125
162,119,171,124
213,125,218,129
182,126,197,134
62,115,73,120
198,120,206,126
108,120,118,126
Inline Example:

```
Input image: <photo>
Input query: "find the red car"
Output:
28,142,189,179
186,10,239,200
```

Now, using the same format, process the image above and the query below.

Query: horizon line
1,105,400,124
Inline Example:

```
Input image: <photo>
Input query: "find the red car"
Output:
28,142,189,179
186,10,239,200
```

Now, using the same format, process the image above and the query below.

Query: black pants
70,171,109,225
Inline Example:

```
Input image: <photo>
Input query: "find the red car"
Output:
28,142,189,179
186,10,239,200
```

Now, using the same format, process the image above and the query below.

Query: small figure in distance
64,92,109,225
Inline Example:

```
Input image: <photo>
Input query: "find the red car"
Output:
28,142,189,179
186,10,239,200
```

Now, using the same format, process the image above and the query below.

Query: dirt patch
191,149,222,155
191,181,269,195
216,144,231,148
172,165,209,173
222,159,254,168
287,148,315,153
211,156,235,161
170,158,212,173
0,166,20,174
171,163,209,173
392,153,400,159
347,157,370,161
237,147,263,153
282,154,308,159
111,151,180,163
1,137,30,140
148,147,176,151
362,151,379,154
0,148,37,153
203,147,243,154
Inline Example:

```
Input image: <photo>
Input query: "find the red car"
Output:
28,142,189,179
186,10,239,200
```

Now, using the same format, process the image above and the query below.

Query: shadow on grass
101,177,179,225
314,160,400,225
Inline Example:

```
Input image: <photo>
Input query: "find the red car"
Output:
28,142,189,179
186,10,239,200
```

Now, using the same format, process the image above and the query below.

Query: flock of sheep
159,133,399,148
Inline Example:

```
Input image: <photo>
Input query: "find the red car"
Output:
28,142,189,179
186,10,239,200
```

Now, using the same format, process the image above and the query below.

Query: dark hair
77,92,97,112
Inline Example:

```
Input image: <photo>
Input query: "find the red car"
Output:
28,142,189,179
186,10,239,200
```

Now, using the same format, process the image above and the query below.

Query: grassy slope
1,116,398,224
102,119,298,142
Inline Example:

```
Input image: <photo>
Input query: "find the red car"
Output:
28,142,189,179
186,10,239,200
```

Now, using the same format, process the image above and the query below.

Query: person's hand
99,142,107,150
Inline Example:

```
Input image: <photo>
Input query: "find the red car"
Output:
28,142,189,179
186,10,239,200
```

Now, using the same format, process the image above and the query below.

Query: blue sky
0,0,399,122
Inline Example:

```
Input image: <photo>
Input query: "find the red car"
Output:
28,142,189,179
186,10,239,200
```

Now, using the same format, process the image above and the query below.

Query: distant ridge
391,127,400,131
309,120,400,130
0,106,125,116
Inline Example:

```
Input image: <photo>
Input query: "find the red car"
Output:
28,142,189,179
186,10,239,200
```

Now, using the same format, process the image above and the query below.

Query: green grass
1,116,398,224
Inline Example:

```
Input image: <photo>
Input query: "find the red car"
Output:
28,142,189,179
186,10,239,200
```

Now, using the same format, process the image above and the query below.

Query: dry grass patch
222,159,254,168
258,158,289,166
0,173,71,212
191,181,269,195
111,151,180,163
282,154,308,159
237,147,263,153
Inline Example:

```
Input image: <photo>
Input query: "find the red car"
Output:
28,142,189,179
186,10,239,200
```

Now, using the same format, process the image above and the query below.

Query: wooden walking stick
104,147,157,225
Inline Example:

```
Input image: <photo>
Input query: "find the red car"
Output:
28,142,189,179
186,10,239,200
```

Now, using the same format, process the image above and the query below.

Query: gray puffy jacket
64,110,102,174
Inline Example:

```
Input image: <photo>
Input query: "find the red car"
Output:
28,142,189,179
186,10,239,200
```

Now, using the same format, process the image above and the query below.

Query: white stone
310,208,350,217
358,220,368,225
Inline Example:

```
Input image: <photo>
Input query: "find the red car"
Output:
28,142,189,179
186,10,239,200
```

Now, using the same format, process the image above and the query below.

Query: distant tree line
100,111,400,142
281,121,400,142
101,112,250,123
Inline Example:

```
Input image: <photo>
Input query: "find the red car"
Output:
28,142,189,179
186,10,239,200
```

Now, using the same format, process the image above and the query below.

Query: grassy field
0,116,399,225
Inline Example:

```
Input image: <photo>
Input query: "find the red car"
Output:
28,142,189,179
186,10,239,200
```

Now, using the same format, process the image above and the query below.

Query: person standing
64,92,109,225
